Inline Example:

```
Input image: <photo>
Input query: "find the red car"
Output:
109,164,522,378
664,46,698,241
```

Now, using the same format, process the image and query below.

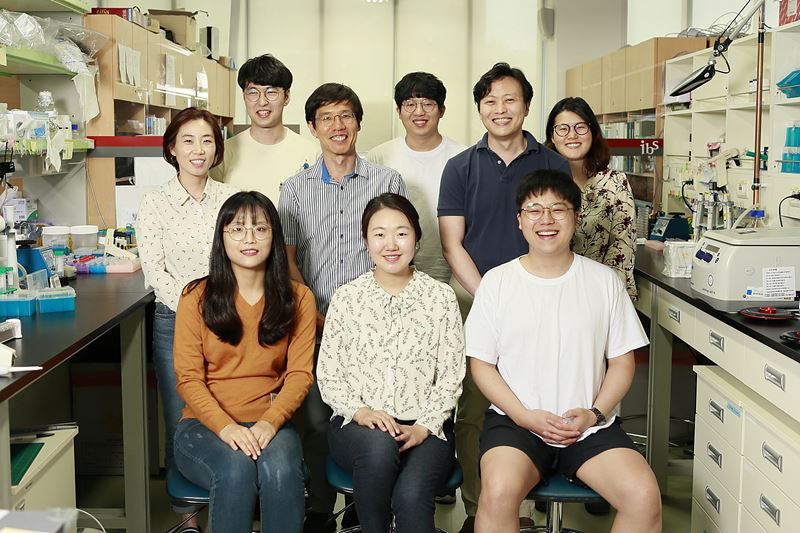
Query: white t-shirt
465,254,648,445
367,136,466,283
211,127,319,204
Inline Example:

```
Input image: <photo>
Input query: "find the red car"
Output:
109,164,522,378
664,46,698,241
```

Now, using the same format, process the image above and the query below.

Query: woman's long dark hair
544,96,610,177
185,191,296,346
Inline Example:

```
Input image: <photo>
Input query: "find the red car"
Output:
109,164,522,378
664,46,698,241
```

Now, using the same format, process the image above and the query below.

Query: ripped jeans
174,418,305,533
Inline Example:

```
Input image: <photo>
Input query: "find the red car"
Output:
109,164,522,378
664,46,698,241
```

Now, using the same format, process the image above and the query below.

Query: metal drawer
744,412,800,507
657,288,694,343
695,418,743,500
694,310,745,379
696,372,745,451
742,459,800,532
742,338,800,423
693,458,740,533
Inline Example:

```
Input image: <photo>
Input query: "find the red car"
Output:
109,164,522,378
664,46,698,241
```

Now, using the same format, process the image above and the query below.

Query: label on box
763,266,796,298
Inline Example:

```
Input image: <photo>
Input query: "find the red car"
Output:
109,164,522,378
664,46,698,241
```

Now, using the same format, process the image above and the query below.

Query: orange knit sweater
174,280,315,434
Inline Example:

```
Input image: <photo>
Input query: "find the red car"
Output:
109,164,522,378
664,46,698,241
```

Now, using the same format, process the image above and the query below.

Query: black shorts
479,410,638,480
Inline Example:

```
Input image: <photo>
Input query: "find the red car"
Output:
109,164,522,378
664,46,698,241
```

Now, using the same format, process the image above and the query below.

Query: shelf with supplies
662,19,800,227
0,0,89,14
0,46,76,76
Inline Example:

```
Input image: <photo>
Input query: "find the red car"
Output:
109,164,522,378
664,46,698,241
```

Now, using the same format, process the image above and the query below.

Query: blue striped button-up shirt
278,155,407,317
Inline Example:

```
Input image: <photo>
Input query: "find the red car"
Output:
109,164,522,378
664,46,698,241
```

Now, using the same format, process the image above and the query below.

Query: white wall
626,0,683,46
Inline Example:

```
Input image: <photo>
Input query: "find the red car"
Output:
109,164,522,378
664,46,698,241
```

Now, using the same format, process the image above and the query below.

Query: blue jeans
328,416,454,533
152,303,184,471
175,419,305,533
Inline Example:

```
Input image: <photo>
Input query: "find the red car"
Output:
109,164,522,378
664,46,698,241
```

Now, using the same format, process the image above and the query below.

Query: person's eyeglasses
244,87,283,103
553,122,590,137
316,112,357,127
401,99,437,114
519,202,574,222
224,224,272,241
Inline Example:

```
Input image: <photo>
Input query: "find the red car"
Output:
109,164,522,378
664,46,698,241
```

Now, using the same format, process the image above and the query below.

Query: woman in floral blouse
545,97,638,300
317,193,465,533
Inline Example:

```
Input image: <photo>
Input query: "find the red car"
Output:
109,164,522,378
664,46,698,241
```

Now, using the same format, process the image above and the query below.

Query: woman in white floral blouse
317,193,465,533
545,97,638,300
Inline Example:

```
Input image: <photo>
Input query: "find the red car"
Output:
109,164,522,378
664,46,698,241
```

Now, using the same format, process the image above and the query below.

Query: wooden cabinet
602,48,627,114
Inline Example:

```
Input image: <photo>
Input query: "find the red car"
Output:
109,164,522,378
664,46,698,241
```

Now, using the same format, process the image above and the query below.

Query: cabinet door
566,66,582,98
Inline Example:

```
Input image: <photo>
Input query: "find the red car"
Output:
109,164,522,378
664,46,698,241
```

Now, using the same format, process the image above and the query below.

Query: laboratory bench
634,245,800,533
0,272,154,532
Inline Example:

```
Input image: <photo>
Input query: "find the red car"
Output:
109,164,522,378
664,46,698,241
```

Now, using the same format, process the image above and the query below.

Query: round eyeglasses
401,99,437,114
316,112,357,127
553,122,590,137
224,224,272,241
519,202,574,222
244,87,283,103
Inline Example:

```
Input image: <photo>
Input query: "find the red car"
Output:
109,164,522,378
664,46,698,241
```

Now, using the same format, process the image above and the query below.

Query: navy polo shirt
437,130,571,276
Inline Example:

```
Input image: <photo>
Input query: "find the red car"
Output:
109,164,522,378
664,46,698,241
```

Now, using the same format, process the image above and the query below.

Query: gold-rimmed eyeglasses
224,224,272,241
244,87,284,103
519,202,574,222
401,99,437,114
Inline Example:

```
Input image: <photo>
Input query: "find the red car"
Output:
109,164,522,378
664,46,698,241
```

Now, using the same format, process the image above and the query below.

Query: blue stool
521,474,605,533
325,455,464,533
166,466,209,533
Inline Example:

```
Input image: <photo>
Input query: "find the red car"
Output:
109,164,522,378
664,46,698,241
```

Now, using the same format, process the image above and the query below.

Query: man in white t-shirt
466,169,662,533
211,54,318,203
367,72,465,283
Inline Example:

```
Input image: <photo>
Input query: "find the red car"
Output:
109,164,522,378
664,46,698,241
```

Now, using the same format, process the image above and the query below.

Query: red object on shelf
88,136,163,147
89,8,132,20
780,0,800,26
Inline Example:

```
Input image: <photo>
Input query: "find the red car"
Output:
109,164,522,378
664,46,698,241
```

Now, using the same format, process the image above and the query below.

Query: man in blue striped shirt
278,82,406,532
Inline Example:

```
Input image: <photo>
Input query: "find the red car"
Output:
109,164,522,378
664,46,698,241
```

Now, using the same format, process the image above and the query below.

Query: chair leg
166,507,205,533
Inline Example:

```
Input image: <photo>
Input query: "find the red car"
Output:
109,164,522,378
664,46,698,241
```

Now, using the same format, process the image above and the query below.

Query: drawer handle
706,443,723,468
762,442,784,473
708,400,724,423
668,307,680,323
764,365,786,391
705,486,720,513
708,331,725,351
760,494,781,526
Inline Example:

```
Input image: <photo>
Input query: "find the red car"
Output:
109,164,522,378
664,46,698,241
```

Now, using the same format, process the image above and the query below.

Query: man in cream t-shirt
367,72,465,283
211,54,318,202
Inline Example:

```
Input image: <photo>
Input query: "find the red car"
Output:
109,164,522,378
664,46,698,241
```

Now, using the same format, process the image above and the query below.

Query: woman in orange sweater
173,191,316,533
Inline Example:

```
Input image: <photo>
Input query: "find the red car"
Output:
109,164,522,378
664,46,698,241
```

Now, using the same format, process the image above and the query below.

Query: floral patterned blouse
572,168,638,300
317,269,466,441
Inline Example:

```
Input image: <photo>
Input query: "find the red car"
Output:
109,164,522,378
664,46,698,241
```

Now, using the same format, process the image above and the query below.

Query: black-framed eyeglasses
401,99,437,114
244,87,284,103
553,122,590,137
519,202,574,221
224,224,272,241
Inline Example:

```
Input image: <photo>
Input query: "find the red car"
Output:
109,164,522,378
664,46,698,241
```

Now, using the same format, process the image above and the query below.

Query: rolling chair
521,473,605,533
325,455,463,533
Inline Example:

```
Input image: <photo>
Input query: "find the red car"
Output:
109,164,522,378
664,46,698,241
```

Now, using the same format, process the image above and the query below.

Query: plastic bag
53,21,111,58
0,11,19,46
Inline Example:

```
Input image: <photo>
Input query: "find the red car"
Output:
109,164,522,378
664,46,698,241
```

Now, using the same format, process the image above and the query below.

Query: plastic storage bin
70,225,99,252
0,291,37,316
41,226,70,250
37,287,76,313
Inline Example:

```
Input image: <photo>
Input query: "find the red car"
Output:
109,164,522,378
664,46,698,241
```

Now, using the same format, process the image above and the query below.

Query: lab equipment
0,365,42,376
37,287,76,313
649,214,690,241
0,290,36,316
691,227,800,311
70,224,99,252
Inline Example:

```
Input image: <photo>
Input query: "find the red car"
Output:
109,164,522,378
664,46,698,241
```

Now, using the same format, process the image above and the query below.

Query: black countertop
0,272,153,402
634,245,800,363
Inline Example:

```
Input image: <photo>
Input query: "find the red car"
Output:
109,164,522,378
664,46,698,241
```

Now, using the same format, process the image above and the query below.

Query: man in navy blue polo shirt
437,62,570,533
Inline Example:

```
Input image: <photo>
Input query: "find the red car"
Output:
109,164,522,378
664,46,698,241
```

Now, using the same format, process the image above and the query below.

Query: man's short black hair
393,72,447,109
305,83,364,126
237,54,293,91
473,62,533,108
515,170,581,213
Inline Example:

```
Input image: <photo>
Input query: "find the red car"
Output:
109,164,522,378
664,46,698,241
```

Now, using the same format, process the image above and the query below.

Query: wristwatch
589,407,606,426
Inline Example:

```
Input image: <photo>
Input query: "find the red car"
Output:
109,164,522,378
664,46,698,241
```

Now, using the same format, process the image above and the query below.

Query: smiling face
169,119,217,181
517,189,578,259
223,207,273,274
550,110,593,163
243,82,289,131
478,76,529,142
365,207,416,280
398,98,444,140
308,100,360,158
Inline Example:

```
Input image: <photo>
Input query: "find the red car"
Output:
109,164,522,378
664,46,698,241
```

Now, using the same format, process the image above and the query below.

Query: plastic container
37,287,76,313
70,225,99,252
42,225,70,249
0,291,36,316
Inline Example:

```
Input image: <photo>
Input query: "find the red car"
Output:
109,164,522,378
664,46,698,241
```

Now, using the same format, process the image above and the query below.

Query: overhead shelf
0,46,75,76
0,0,89,14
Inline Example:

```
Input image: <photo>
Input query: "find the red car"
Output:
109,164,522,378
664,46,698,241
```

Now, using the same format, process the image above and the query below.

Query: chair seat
528,474,604,504
167,466,211,506
325,456,463,496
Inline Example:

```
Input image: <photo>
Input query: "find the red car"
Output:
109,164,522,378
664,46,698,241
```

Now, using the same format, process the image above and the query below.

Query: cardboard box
780,0,800,26
149,9,197,50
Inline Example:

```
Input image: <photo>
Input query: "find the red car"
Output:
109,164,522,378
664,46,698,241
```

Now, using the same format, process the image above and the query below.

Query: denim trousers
175,419,305,533
152,302,183,471
328,416,454,533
